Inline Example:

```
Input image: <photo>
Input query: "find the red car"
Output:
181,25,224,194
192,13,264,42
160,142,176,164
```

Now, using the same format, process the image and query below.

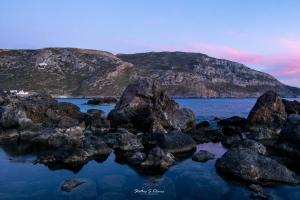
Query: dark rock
18,93,58,124
0,129,18,142
86,97,118,105
0,107,21,129
58,116,79,128
140,147,175,171
231,138,267,155
108,78,196,133
33,127,84,149
143,131,196,154
247,91,287,139
87,109,105,118
0,107,33,130
37,136,112,169
214,117,221,122
280,114,300,145
248,184,263,193
221,135,241,147
128,152,146,165
218,116,247,136
46,102,86,127
192,150,215,162
215,147,299,185
0,96,5,105
282,99,300,115
116,131,143,151
86,109,110,132
272,114,300,161
218,116,247,127
61,179,85,192
190,127,223,143
196,121,210,129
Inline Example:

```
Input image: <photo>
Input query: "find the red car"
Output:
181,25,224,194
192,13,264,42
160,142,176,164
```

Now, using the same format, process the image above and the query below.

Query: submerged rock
247,91,287,140
61,179,85,192
192,150,215,162
108,78,196,133
215,147,299,185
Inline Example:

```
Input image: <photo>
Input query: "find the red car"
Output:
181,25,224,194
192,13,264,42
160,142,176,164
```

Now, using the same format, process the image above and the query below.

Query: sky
0,0,300,87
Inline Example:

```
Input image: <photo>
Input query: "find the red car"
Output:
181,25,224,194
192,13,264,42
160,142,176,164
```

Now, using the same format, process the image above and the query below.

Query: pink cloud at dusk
186,40,300,80
118,37,300,86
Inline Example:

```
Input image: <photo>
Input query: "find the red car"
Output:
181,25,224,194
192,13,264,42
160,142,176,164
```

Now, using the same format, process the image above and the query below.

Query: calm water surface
1,98,300,200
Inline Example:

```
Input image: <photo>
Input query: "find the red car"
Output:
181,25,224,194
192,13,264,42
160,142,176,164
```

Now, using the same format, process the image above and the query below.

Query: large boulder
215,147,299,185
247,91,287,139
230,138,267,155
108,78,196,133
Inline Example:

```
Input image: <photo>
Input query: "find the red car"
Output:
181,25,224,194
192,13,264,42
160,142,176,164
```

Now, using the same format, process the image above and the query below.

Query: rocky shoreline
1,78,300,197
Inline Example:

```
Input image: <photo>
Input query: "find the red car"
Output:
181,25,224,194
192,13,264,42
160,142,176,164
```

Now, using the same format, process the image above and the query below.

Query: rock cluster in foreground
1,79,300,188
0,78,197,174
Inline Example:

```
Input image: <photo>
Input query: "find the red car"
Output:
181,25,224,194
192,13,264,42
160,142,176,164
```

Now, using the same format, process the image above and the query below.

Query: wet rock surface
215,147,300,185
142,131,196,155
140,147,176,171
192,150,215,162
230,138,267,155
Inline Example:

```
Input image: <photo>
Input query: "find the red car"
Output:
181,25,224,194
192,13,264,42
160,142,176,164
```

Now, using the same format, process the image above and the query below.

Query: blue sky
1,0,300,86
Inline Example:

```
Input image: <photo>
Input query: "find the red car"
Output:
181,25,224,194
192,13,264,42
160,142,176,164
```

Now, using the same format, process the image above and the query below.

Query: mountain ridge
0,47,299,98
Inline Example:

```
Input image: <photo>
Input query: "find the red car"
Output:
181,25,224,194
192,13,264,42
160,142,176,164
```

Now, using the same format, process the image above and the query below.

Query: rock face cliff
0,48,299,97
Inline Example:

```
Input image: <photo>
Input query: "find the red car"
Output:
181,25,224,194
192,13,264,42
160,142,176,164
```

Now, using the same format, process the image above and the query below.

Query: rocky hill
0,48,299,97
